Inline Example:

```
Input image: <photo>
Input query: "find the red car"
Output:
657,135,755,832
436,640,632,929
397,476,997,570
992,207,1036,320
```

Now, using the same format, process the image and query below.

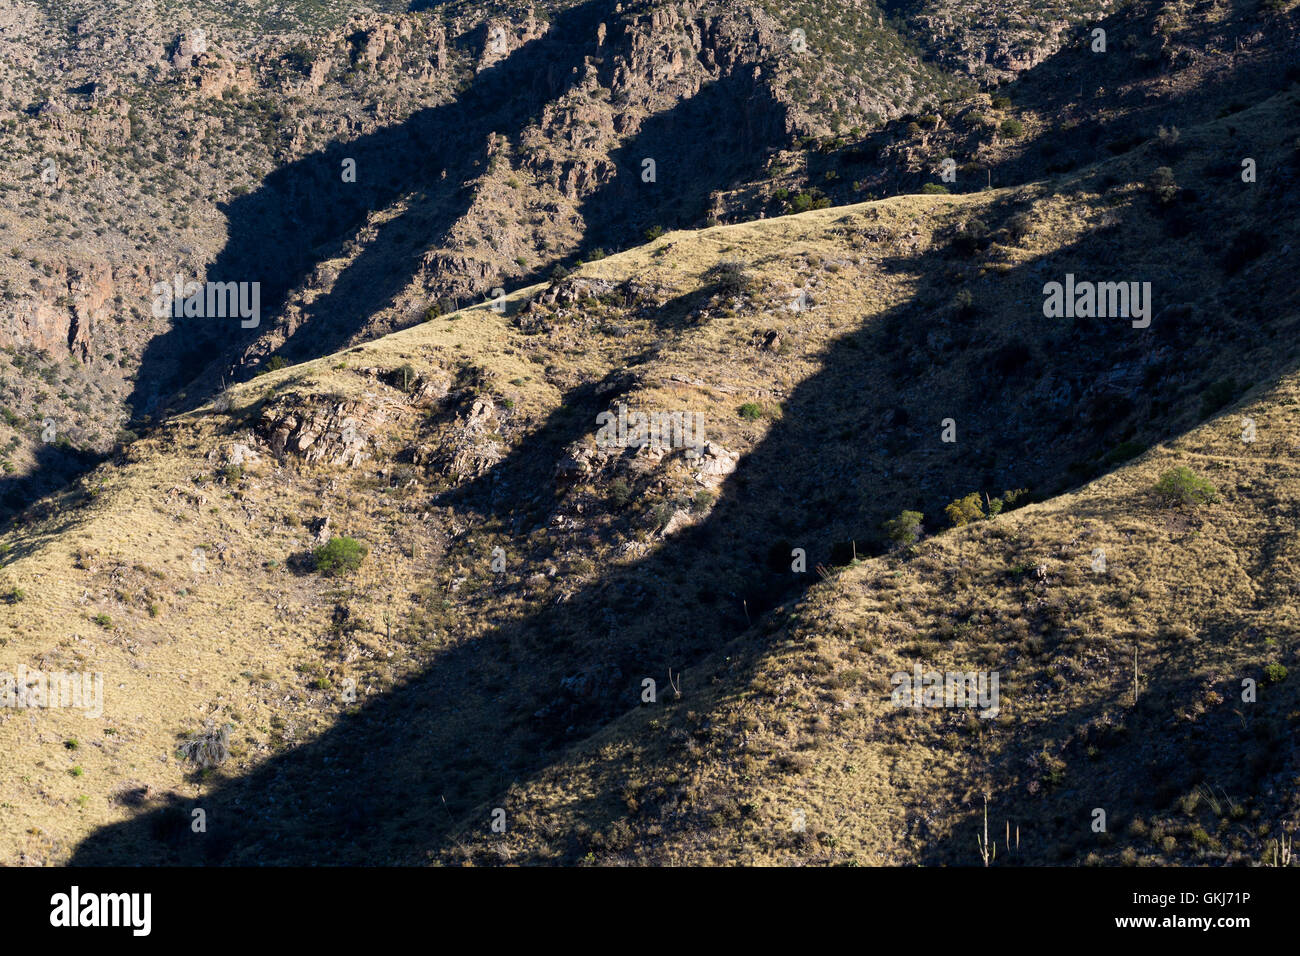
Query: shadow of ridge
67,179,1291,865
912,608,1298,867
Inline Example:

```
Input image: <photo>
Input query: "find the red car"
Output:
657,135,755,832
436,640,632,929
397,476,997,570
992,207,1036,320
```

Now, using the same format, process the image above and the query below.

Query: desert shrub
1149,166,1178,204
92,612,111,628
921,182,950,194
883,510,924,549
952,288,976,318
608,478,632,507
738,402,764,421
945,493,985,526
999,117,1025,138
179,723,231,769
424,297,455,320
1154,467,1217,508
708,260,754,295
1,585,24,603
1005,212,1033,242
789,189,830,212
1263,663,1288,684
313,536,368,576
986,488,1027,517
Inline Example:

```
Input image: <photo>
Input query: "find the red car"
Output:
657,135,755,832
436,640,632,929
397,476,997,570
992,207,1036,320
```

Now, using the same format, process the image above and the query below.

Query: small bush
738,402,764,421
1154,467,1218,508
313,536,368,576
179,723,231,769
921,182,950,194
608,479,632,507
708,260,754,296
883,510,924,549
1263,663,1288,684
999,117,1025,138
92,612,112,628
945,493,985,526
1148,166,1178,204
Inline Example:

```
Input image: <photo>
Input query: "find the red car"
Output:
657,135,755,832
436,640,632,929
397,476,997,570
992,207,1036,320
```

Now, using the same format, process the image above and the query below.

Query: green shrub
986,488,1027,517
883,510,924,549
738,402,764,421
313,536,368,576
91,612,112,628
609,479,632,506
945,493,985,526
921,182,950,194
999,118,1025,138
1263,663,1288,684
1,585,24,604
1154,467,1218,508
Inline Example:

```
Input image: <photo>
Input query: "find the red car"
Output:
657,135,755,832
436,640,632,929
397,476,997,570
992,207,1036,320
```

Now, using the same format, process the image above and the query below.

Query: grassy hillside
2,56,1297,864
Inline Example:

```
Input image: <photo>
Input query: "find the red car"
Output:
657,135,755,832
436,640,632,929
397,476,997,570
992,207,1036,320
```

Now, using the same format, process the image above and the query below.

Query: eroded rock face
694,442,738,487
259,400,378,467
441,395,504,481
170,30,209,70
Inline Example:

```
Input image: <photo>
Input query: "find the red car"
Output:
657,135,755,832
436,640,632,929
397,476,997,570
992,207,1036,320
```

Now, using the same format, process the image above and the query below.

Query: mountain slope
3,58,1298,864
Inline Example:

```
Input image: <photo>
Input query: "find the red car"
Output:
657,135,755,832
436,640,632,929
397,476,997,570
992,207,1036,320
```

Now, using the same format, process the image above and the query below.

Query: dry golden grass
2,80,1298,865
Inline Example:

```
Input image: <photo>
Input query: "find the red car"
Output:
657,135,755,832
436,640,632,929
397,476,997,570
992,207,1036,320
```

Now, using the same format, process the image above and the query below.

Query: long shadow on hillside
917,603,1300,866
69,166,1289,863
